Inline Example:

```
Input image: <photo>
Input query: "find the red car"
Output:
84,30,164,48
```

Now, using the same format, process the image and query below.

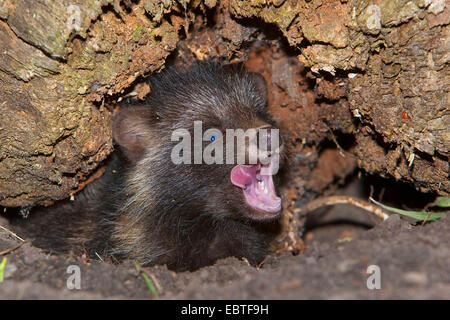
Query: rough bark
230,0,449,197
0,0,448,209
0,0,182,206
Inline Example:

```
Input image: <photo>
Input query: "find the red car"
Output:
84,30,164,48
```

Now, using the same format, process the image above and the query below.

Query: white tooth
258,180,265,190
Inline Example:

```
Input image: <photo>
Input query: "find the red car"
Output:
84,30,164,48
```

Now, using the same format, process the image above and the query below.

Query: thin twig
327,127,346,158
147,272,163,294
0,224,25,242
0,241,26,256
421,212,432,226
300,195,390,221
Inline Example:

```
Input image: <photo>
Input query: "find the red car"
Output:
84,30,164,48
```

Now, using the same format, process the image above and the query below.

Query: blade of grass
369,197,448,221
141,272,159,298
0,257,7,283
135,262,159,298
94,251,104,262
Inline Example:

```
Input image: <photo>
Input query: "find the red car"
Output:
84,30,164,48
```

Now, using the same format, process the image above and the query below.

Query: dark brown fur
12,62,284,271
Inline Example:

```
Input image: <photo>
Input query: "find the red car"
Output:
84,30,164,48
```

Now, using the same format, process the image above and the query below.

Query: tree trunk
0,0,448,208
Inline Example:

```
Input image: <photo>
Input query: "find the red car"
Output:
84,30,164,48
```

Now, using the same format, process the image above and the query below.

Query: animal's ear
249,72,268,109
113,106,156,164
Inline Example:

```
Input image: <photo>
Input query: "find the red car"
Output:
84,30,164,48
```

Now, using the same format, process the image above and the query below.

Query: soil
1,178,448,300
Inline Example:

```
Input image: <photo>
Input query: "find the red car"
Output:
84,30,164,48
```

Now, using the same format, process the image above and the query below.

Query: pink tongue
230,165,257,189
231,164,281,215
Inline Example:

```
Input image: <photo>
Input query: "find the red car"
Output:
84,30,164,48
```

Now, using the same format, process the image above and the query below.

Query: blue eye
210,136,216,142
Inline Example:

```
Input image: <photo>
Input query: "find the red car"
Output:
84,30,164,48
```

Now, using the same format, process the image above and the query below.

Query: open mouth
230,159,281,216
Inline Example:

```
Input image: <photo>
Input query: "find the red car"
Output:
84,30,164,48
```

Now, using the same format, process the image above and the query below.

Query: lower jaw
243,201,282,221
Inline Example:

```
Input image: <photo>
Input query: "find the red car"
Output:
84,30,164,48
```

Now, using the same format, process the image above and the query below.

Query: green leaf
435,197,450,208
369,198,448,221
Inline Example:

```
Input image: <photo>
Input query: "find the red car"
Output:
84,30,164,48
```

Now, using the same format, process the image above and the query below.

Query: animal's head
113,63,286,221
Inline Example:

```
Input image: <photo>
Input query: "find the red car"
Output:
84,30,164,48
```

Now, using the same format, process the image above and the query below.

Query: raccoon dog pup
14,62,285,271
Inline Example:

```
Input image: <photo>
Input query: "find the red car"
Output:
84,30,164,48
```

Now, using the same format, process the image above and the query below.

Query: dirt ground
0,178,448,300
